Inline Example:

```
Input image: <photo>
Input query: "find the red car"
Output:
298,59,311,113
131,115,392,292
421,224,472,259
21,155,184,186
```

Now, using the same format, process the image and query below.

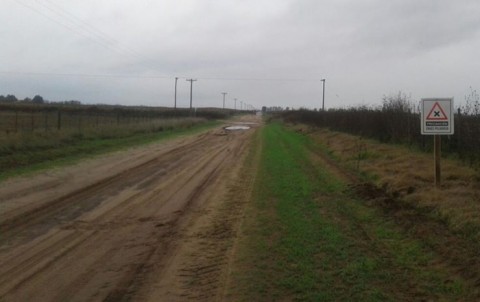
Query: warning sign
421,98,454,135
426,102,448,120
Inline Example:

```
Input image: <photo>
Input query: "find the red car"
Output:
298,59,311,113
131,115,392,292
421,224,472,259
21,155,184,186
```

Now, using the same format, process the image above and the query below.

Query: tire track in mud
1,136,212,298
0,120,260,302
0,133,212,246
102,144,235,302
0,231,92,294
143,128,262,301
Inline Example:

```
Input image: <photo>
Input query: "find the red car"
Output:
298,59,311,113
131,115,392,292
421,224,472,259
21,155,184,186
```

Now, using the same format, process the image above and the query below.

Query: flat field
1,118,479,301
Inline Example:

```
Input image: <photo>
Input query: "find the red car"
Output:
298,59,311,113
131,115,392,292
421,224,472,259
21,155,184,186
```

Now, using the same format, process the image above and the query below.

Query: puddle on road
224,125,251,131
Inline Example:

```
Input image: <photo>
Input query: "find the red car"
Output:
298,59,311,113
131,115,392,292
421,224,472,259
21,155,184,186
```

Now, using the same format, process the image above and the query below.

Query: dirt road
0,116,261,301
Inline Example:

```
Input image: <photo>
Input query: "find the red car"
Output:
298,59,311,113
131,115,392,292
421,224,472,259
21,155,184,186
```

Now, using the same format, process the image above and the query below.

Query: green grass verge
0,120,221,182
235,122,471,301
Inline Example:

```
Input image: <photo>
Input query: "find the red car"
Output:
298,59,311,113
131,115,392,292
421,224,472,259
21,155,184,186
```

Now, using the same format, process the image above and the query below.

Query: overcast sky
1,0,480,109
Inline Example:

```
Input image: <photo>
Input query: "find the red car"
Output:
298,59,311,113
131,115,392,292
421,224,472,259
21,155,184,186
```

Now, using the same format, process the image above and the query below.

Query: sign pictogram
426,102,448,121
421,98,454,135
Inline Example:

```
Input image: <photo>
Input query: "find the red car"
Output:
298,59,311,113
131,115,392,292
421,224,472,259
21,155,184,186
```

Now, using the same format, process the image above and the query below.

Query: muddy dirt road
0,116,261,301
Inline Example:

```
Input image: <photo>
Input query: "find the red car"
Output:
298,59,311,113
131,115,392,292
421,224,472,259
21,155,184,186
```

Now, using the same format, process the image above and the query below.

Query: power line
13,0,114,51
10,1,326,85
0,71,174,79
191,76,323,82
38,0,157,63
0,70,324,83
42,0,118,45
13,0,167,73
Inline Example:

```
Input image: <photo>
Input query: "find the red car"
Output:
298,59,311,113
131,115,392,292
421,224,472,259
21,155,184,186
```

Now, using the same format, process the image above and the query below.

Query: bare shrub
282,89,480,169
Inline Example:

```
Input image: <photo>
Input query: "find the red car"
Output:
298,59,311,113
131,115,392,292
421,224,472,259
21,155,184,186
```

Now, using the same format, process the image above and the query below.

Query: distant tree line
281,90,480,168
0,101,245,134
0,94,81,105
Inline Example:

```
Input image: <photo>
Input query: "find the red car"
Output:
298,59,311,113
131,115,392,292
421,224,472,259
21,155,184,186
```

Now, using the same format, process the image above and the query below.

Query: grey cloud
346,0,480,58
1,0,479,108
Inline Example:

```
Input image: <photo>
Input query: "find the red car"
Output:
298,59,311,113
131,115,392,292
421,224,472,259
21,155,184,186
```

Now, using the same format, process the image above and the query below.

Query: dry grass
0,118,206,154
306,127,480,240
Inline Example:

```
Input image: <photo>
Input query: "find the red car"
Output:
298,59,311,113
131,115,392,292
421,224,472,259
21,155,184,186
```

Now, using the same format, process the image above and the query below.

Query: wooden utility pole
174,77,178,109
186,79,197,113
321,79,326,111
221,92,227,109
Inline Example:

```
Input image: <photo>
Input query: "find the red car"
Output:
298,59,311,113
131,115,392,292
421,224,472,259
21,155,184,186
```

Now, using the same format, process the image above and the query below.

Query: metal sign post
421,98,454,187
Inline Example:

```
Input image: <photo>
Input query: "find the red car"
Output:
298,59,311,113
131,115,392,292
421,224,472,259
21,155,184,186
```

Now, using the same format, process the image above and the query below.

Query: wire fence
0,103,234,135
282,108,480,169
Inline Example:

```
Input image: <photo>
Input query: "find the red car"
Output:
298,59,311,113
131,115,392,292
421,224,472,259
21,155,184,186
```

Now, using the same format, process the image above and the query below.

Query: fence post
78,113,82,132
14,110,18,133
44,111,48,132
31,111,34,132
57,110,61,130
457,108,461,160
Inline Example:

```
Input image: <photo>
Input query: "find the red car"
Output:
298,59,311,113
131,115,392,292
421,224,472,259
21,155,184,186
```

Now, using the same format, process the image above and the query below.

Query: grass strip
0,120,220,181
234,122,471,301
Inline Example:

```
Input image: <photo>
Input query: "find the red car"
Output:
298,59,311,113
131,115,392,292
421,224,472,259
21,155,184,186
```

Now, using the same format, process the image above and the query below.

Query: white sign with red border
421,98,454,135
